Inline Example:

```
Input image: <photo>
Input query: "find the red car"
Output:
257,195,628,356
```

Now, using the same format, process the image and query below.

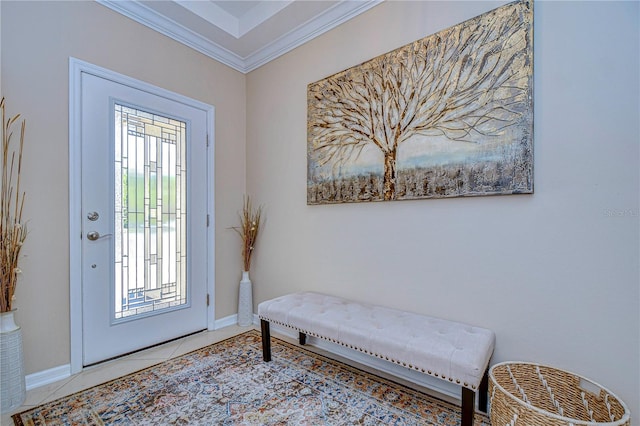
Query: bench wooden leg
478,369,489,413
260,319,271,362
461,387,475,426
299,332,307,345
461,368,488,424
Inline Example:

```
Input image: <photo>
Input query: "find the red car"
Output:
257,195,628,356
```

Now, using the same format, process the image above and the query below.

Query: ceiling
97,0,383,74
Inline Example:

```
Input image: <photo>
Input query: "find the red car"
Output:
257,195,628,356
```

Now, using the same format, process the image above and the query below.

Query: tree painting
307,0,533,204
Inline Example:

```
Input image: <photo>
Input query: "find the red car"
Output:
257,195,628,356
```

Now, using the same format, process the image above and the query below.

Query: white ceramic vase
0,310,26,413
237,271,253,326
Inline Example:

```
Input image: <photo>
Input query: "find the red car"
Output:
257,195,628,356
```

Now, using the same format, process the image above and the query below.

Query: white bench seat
258,291,495,426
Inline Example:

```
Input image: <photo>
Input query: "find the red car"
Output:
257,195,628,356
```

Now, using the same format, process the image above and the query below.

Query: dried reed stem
1,97,27,313
231,195,262,272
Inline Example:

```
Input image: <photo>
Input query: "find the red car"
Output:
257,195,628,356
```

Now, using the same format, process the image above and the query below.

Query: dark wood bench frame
260,319,489,426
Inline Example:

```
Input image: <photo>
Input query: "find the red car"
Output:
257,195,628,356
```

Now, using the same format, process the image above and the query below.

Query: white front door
78,69,211,366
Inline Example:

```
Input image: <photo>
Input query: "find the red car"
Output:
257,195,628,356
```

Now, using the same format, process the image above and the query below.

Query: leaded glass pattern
114,104,187,320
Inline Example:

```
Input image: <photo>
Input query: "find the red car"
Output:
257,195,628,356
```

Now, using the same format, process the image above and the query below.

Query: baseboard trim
27,314,459,403
214,314,238,329
26,364,71,391
26,317,239,391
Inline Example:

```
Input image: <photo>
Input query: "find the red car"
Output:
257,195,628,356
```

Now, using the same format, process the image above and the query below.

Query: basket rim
489,361,630,426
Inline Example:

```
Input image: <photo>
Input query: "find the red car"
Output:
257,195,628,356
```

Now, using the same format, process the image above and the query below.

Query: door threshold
83,328,207,368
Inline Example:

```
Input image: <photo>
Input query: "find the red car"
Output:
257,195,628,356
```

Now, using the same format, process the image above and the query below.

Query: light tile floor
1,324,252,425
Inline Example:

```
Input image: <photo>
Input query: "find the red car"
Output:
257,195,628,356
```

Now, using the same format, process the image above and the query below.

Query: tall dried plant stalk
1,98,27,313
231,196,262,272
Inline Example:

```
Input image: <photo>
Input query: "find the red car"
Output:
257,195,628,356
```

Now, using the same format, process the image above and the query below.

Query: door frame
69,57,216,374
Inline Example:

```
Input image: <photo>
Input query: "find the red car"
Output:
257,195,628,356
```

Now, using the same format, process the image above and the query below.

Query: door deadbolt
87,211,99,221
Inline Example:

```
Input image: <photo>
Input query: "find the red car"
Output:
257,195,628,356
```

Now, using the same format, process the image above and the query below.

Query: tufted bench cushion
258,291,496,426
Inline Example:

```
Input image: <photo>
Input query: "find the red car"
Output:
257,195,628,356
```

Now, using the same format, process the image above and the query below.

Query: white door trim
68,57,216,374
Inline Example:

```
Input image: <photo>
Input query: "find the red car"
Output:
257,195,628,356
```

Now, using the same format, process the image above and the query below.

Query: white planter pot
237,271,253,326
0,310,26,413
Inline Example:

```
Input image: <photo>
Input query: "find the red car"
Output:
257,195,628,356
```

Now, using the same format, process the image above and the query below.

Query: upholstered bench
258,292,495,426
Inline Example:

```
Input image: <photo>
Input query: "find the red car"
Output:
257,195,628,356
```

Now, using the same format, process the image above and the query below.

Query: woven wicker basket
489,362,630,426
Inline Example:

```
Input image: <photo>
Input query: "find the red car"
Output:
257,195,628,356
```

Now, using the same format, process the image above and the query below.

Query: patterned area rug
14,330,489,425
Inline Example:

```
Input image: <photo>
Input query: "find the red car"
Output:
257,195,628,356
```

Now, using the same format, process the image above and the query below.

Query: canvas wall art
307,0,533,204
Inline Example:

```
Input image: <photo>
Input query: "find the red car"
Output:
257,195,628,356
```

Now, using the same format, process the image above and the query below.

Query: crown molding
244,0,383,72
96,0,382,74
97,0,247,71
174,1,241,38
174,0,295,39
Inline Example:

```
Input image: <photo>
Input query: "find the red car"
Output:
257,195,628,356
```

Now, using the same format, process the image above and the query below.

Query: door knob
86,231,112,241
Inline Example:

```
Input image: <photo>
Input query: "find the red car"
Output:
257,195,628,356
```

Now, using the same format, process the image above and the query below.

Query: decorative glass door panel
114,104,187,322
80,71,209,366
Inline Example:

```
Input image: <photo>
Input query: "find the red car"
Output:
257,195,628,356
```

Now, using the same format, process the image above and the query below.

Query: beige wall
1,1,246,373
1,0,638,420
247,0,639,418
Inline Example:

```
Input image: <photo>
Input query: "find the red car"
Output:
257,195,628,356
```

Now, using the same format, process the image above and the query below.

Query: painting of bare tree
307,0,533,204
